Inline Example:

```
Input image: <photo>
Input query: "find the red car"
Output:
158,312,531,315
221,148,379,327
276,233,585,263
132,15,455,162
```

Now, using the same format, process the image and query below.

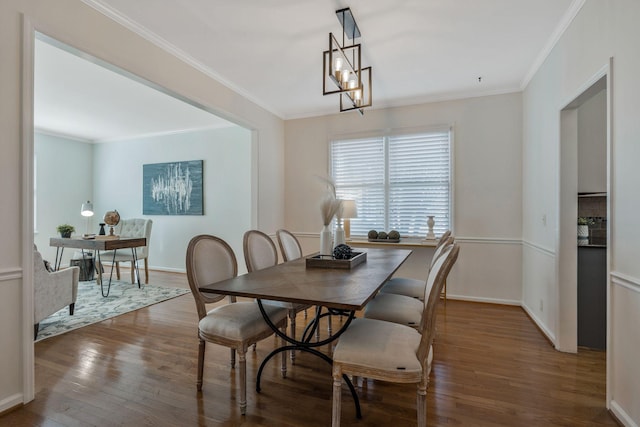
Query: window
330,129,452,238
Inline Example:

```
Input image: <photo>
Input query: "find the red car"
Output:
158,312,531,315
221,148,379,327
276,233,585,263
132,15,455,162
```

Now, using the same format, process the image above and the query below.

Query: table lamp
341,199,358,240
80,200,94,236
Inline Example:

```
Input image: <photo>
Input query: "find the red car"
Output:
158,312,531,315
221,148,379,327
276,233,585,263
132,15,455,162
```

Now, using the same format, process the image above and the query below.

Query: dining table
199,246,412,418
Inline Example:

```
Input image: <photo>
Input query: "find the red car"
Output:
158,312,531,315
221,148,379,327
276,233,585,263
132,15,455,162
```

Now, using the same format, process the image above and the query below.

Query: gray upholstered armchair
101,218,153,284
34,247,79,339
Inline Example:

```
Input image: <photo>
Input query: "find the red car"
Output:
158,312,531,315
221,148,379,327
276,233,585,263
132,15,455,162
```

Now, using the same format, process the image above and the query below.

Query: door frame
556,58,613,405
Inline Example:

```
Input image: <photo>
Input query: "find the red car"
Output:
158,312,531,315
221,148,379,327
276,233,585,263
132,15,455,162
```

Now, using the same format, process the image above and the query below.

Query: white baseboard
0,393,23,414
447,294,520,306
521,301,557,345
148,266,185,274
610,400,638,427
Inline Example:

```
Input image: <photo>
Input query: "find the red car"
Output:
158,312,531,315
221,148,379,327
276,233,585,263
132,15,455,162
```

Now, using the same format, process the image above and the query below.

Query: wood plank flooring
2,270,618,426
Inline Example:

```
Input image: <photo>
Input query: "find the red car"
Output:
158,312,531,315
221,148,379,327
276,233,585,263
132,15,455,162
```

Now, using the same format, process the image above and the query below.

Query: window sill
346,238,438,248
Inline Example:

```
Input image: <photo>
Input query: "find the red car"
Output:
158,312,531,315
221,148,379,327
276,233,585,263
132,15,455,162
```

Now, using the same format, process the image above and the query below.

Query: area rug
35,279,190,342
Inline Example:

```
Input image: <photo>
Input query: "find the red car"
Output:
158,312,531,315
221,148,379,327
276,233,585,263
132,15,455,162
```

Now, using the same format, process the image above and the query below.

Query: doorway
24,29,257,402
557,61,612,401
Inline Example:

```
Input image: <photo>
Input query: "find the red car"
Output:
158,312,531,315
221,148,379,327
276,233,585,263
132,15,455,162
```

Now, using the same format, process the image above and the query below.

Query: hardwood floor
3,270,618,426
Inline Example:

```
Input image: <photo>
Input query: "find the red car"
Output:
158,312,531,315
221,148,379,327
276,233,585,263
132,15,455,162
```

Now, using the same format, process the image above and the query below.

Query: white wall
34,132,94,264
578,88,607,193
284,93,523,305
93,127,252,273
522,1,640,424
0,0,284,412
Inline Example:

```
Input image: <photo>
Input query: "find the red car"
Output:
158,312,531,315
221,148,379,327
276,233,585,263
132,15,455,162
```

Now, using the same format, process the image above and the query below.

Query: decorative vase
577,224,589,245
320,224,333,257
577,224,589,238
426,215,436,239
334,222,346,247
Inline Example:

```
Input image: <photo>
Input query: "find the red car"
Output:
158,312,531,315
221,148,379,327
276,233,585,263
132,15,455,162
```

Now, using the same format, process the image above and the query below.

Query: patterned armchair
33,247,79,339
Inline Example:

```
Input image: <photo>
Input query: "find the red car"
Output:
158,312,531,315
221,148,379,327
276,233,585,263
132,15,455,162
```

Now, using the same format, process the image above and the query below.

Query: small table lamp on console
341,199,358,240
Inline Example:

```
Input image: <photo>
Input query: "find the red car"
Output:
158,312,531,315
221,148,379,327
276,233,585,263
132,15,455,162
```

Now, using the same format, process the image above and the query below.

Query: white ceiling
35,38,234,142
35,0,580,141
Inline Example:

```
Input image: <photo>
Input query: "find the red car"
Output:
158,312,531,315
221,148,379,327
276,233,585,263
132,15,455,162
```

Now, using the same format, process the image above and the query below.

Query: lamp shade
341,199,358,219
81,201,94,217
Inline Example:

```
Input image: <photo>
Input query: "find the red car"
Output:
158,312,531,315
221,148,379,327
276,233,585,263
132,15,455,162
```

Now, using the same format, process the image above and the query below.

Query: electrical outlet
539,299,543,312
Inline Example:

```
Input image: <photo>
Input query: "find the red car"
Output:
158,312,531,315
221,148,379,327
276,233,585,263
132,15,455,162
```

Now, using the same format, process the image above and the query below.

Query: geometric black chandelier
323,7,372,114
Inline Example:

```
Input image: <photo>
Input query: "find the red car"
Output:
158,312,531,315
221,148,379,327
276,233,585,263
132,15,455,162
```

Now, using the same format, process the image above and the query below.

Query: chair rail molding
522,239,556,257
0,267,22,282
611,271,640,294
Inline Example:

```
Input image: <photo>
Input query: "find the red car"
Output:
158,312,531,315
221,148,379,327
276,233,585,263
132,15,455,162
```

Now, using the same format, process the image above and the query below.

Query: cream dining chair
331,243,459,427
276,229,303,262
364,236,454,329
186,234,288,415
379,230,452,301
276,229,310,320
244,229,310,362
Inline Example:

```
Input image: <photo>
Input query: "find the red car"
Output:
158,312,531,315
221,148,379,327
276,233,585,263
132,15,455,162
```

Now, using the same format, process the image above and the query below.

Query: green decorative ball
388,230,400,240
368,230,378,239
378,231,388,240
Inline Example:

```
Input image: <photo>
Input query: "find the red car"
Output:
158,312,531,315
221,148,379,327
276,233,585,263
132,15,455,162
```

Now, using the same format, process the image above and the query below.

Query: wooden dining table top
199,248,412,311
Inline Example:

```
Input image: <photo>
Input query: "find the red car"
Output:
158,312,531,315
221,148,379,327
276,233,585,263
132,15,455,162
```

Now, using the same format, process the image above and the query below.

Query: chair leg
230,348,236,368
197,339,205,391
34,323,39,340
69,303,75,315
281,325,287,378
239,350,247,415
289,309,296,363
144,258,149,284
130,261,135,284
115,261,121,280
417,381,427,427
331,367,343,427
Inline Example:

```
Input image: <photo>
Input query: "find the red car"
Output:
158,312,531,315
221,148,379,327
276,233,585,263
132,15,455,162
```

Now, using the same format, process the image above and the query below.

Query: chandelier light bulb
341,69,351,86
334,56,343,71
333,56,343,80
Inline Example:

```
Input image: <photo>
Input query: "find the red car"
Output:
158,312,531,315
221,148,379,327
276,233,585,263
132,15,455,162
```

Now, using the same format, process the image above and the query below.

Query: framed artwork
143,160,203,215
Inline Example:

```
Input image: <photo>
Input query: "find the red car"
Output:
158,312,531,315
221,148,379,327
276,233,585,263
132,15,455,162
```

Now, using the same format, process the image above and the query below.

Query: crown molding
520,0,586,90
81,0,285,120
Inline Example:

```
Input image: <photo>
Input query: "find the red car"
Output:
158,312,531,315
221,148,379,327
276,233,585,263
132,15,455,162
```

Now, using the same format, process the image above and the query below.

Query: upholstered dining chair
380,230,452,301
363,236,454,329
186,234,288,415
276,229,310,320
33,246,79,339
244,229,310,362
101,218,153,284
276,229,303,262
331,243,460,427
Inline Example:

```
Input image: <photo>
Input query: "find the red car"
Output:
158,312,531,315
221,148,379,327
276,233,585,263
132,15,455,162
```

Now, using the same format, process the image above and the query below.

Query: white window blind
331,130,451,238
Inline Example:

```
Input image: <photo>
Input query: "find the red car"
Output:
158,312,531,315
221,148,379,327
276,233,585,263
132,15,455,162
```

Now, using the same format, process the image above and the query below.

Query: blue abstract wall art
143,160,203,215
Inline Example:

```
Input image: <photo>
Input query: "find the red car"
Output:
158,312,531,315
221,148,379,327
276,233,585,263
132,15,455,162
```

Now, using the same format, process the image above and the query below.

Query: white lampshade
80,200,94,217
341,199,358,219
